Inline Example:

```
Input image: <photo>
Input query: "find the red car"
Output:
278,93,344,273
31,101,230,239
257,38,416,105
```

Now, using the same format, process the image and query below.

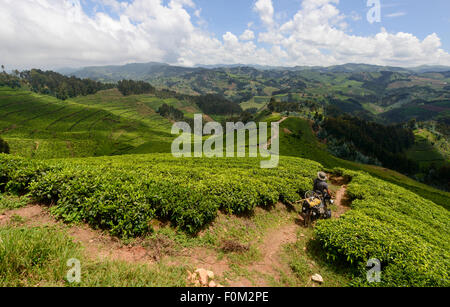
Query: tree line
0,66,21,89
193,94,242,115
320,115,418,174
21,69,114,100
157,103,184,121
2,67,243,116
118,81,242,115
268,98,301,112
117,80,156,96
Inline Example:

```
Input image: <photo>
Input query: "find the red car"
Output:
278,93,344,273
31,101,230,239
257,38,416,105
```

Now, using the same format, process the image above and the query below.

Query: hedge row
315,169,450,287
0,154,321,237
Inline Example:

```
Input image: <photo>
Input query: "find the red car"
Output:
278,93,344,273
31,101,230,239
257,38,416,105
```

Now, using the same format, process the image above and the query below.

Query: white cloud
258,0,450,67
253,0,274,27
0,0,449,70
240,30,255,41
386,12,407,18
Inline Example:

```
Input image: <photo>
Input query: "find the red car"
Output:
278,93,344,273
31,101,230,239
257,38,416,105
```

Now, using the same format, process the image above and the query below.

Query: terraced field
1,85,449,287
406,129,449,168
0,87,201,158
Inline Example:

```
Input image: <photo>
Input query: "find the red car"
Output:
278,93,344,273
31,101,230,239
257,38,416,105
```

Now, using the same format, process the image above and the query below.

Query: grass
0,194,29,214
279,228,353,287
0,198,351,287
0,225,189,287
2,84,448,287
240,97,269,111
315,169,450,287
406,128,449,168
198,204,297,264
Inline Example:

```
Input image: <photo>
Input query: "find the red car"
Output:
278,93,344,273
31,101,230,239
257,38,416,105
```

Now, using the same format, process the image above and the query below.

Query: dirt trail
260,117,288,150
229,223,298,287
251,224,298,274
329,175,351,218
332,185,350,218
0,179,352,287
0,205,155,263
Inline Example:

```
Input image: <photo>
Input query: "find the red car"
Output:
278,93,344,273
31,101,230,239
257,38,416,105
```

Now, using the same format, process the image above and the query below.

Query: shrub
315,170,450,287
0,138,9,154
1,154,321,237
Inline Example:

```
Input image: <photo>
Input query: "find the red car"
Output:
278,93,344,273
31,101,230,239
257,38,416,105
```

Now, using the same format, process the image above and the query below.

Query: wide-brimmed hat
317,172,327,181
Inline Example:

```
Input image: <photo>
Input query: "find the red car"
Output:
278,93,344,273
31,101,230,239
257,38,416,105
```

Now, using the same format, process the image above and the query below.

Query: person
313,172,332,203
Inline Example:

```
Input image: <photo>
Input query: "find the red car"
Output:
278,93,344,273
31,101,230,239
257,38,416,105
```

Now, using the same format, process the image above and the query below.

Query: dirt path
0,182,351,287
260,117,288,150
251,224,298,275
0,205,156,263
332,185,349,218
229,223,298,287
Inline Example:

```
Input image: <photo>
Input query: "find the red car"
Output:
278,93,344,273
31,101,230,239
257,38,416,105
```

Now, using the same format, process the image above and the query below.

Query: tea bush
0,153,321,237
315,169,450,287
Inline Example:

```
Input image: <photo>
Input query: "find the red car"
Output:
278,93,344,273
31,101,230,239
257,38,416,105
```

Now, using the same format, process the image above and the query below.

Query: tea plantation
315,169,450,287
1,87,449,287
0,153,321,236
1,152,449,287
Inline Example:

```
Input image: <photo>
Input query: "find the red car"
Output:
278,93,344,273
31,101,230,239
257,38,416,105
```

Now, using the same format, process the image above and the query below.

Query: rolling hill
64,62,450,125
1,72,449,288
0,87,202,158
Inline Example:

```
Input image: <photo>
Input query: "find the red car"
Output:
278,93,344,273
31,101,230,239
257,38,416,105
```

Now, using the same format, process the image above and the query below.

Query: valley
0,63,449,288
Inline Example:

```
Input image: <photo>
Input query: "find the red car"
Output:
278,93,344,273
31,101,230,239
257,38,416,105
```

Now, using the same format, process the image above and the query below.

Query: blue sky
83,0,450,52
1,0,450,69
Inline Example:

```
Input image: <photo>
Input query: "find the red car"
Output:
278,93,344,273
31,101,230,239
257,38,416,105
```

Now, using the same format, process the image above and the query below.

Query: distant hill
67,62,199,82
63,62,450,81
60,62,450,125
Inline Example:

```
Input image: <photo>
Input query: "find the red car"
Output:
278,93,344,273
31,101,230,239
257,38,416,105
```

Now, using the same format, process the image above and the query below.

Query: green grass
240,97,268,111
0,226,188,287
0,153,322,237
280,228,353,287
2,85,449,287
406,128,449,168
0,194,29,213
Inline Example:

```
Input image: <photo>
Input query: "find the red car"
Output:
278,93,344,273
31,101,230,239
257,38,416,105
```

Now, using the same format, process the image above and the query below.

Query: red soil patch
0,205,155,264
333,186,351,218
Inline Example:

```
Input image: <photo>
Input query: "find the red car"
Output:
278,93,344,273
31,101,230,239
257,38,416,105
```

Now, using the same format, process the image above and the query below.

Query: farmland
0,87,200,158
0,68,449,288
406,128,450,168
1,150,449,287
69,63,450,124
278,117,450,209
0,153,320,236
316,169,450,287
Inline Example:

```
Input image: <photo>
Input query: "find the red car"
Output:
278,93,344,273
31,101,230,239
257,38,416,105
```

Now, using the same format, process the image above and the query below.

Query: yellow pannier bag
305,198,322,208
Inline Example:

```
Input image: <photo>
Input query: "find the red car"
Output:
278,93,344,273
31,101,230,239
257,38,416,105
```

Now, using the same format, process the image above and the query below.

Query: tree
0,137,10,154
21,69,113,99
117,80,155,96
408,118,417,130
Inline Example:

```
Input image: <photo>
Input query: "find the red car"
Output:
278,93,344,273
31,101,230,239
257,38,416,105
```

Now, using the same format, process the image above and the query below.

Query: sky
1,0,450,70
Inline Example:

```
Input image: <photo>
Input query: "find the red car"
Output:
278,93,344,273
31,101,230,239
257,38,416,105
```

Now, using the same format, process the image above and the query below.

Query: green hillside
68,63,450,125
407,128,450,168
1,84,449,287
278,117,450,209
0,87,201,158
